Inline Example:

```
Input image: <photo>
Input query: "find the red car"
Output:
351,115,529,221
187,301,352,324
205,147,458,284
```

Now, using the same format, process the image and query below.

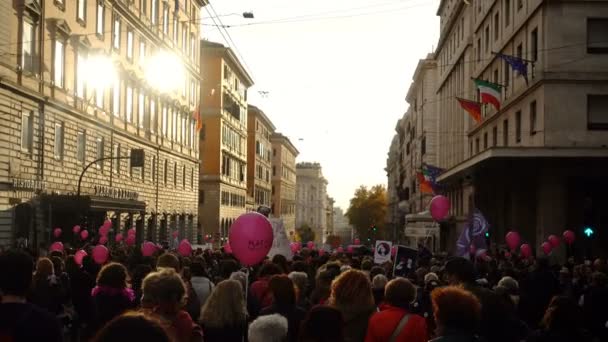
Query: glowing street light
144,51,185,94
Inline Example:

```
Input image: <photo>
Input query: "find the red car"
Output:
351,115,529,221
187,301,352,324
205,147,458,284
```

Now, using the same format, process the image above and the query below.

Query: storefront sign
11,178,46,191
94,185,139,200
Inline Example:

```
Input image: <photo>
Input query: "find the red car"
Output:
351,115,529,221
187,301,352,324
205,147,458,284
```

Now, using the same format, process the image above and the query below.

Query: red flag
192,107,202,132
456,97,482,123
416,172,433,194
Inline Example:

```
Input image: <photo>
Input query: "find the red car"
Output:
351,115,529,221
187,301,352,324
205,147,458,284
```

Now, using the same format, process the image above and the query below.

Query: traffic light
583,226,595,238
485,231,490,238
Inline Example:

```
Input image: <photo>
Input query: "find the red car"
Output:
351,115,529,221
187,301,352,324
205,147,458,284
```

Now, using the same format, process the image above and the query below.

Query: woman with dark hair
92,312,172,342
310,270,336,305
260,275,307,342
131,264,153,307
91,263,136,331
527,296,592,342
430,286,481,342
251,263,283,308
365,278,428,342
29,258,66,315
65,256,95,339
298,305,345,342
328,270,376,342
272,254,290,274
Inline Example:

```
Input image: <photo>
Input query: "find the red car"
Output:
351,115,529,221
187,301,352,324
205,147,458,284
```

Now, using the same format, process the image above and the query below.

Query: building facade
332,207,353,245
295,162,328,243
0,0,204,248
247,105,274,210
199,40,253,244
270,133,299,234
432,0,608,255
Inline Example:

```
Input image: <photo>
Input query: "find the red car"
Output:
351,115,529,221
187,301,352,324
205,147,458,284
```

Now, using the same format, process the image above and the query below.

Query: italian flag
474,79,502,111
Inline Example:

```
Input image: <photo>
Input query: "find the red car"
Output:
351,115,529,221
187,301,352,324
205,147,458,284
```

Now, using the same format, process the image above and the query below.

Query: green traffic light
584,227,594,237
485,232,490,238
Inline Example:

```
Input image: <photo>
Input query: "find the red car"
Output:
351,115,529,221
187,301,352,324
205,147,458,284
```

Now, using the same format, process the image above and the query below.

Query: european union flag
497,53,528,85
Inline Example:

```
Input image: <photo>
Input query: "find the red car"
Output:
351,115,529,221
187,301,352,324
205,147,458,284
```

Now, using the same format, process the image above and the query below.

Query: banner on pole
393,245,418,278
374,240,393,264
268,218,293,261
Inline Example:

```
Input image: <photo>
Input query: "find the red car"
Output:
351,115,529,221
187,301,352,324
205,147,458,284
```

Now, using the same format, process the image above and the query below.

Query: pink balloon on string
347,245,354,253
337,247,344,253
74,250,87,265
53,228,62,238
228,212,273,266
99,236,108,245
391,245,397,257
49,241,64,252
506,231,521,251
548,235,561,248
307,241,315,249
430,195,451,221
125,235,135,246
318,249,325,256
354,238,361,245
127,228,136,237
92,245,109,264
563,230,575,245
80,230,89,240
72,225,81,234
541,241,553,255
142,241,157,257
290,243,298,253
115,233,124,242
99,225,110,237
103,220,113,229
520,244,532,258
224,243,232,254
178,239,192,257
172,231,179,238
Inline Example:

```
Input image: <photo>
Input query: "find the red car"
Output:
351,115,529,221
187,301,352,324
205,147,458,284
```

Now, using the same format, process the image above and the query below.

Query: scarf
91,286,136,302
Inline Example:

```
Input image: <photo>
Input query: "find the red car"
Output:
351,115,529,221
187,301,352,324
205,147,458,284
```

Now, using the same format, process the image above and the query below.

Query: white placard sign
267,218,293,261
374,240,393,264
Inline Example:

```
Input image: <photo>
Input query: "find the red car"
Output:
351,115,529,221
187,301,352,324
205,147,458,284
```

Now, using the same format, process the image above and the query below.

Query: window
182,23,188,54
112,80,121,116
272,166,276,176
53,39,64,88
190,33,196,59
182,165,186,188
139,41,146,64
113,144,120,173
173,15,178,42
76,52,86,99
503,119,509,146
504,60,510,87
96,137,104,169
421,136,426,155
151,0,158,25
138,91,145,128
77,131,86,164
484,132,488,149
150,99,156,132
164,160,168,185
477,38,481,61
151,156,156,182
77,0,86,23
587,19,608,54
172,110,178,141
140,0,147,15
515,111,522,143
190,80,196,106
588,95,608,129
126,85,133,123
494,12,499,40
96,87,104,108
485,25,490,53
492,126,498,146
517,43,523,59
531,28,538,61
530,101,537,135
22,20,36,73
127,29,134,59
475,138,480,154
112,15,120,50
505,0,510,27
21,111,33,152
191,168,194,189
517,0,523,11
54,122,64,160
173,162,177,186
162,105,168,136
163,4,169,35
96,2,104,37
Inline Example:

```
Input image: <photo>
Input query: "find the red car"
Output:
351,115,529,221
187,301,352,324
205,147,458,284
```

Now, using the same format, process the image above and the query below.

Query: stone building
332,207,353,245
247,105,274,210
295,162,328,243
0,0,204,248
199,40,253,244
270,132,299,234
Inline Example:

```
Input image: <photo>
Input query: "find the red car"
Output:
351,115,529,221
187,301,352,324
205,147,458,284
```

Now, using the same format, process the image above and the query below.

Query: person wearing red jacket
365,278,428,342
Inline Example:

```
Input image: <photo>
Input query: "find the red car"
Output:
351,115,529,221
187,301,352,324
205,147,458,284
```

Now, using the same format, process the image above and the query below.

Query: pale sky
202,0,440,209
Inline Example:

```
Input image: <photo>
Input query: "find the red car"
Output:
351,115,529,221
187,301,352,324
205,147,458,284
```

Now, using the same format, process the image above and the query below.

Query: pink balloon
307,241,315,249
172,231,179,238
74,250,87,265
99,236,108,245
563,230,575,245
228,212,274,266
520,243,532,258
354,238,361,245
391,245,397,257
347,245,354,253
337,247,344,253
178,239,192,257
115,233,124,242
49,241,64,252
99,225,110,237
506,231,521,251
103,220,112,229
548,234,560,248
504,251,512,258
430,195,451,221
290,243,298,253
125,235,135,246
127,228,136,237
53,228,62,238
92,245,109,265
224,243,232,254
80,230,89,240
72,225,81,234
469,244,477,255
318,249,325,256
142,241,157,257
541,241,553,255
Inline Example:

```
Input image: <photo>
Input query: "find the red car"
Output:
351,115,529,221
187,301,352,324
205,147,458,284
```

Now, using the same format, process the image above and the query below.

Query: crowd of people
0,243,607,342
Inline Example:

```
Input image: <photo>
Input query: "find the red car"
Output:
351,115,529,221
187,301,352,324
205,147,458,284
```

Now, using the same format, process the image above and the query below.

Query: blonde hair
328,269,374,311
201,279,247,328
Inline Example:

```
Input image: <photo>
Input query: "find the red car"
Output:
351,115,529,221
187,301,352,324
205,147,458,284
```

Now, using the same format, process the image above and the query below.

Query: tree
295,223,316,243
325,234,342,249
345,185,388,244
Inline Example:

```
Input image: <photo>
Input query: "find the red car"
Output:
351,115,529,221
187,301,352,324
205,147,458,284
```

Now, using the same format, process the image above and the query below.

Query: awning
41,194,146,212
